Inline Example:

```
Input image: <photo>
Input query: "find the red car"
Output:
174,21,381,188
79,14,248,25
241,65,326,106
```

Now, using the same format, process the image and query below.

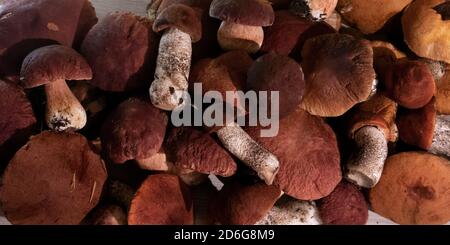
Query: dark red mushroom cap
73,0,98,49
128,174,194,225
101,98,168,164
209,0,275,26
20,45,92,88
0,131,107,224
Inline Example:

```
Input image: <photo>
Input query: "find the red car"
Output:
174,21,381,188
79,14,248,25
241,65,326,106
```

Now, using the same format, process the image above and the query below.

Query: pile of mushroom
0,0,449,226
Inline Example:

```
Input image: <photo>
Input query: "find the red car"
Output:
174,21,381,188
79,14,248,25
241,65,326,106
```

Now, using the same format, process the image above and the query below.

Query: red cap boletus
318,181,368,225
402,0,450,64
370,152,450,224
0,131,107,224
81,12,157,92
101,97,168,164
290,0,338,21
128,174,194,225
210,0,275,53
370,40,406,79
301,33,376,117
20,45,92,132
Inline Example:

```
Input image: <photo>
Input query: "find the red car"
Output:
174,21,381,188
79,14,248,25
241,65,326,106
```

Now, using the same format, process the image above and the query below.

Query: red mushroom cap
209,0,275,26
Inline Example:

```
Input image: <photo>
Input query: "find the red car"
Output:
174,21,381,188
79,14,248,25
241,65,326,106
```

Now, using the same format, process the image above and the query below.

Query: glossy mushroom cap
81,12,157,92
370,152,450,224
128,174,194,225
20,45,92,88
101,98,168,164
301,33,375,117
209,0,275,26
0,131,107,224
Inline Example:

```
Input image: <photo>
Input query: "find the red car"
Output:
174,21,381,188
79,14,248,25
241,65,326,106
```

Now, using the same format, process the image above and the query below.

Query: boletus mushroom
290,0,338,21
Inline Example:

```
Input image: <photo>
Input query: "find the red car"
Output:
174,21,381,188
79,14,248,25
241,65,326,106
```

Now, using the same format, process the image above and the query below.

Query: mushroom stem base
218,21,264,54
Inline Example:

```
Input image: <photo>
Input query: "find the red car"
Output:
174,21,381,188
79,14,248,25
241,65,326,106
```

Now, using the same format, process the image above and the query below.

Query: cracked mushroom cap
370,152,450,224
128,174,194,225
20,45,92,88
0,131,107,224
245,108,342,200
209,0,275,26
402,0,450,64
81,12,157,92
101,97,168,164
337,0,413,34
208,181,282,225
165,127,237,177
318,181,368,225
247,53,305,119
301,33,375,117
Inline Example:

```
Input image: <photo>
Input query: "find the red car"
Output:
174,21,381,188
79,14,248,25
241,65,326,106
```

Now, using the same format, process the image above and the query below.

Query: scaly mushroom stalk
430,115,450,157
256,198,322,225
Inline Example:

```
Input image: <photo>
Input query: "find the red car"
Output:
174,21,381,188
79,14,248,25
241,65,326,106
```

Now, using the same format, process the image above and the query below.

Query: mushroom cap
337,0,413,34
209,0,275,26
371,40,406,78
208,181,282,225
402,0,450,63
81,12,157,92
301,33,375,117
128,174,194,225
397,99,436,150
247,53,305,119
245,109,342,200
318,181,368,225
370,152,450,224
383,59,436,109
101,97,168,164
436,69,450,114
165,127,237,177
74,0,98,49
0,131,107,224
20,45,92,88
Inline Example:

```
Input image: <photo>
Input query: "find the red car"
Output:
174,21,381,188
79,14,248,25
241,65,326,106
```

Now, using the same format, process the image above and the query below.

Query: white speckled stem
45,79,87,132
430,115,450,158
256,198,322,225
216,122,279,185
346,126,388,188
150,28,191,111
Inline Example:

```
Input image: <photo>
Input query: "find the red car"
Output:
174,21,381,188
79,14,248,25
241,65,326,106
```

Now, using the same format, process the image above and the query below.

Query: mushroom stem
150,28,191,111
136,152,169,171
217,21,264,53
430,115,450,158
256,198,322,225
216,122,279,185
44,79,87,131
345,126,388,188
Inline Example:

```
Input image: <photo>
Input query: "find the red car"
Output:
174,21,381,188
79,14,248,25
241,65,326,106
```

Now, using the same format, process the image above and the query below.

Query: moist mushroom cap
128,174,194,225
370,152,450,224
20,45,92,88
301,33,375,117
0,131,107,225
209,0,275,26
101,97,168,164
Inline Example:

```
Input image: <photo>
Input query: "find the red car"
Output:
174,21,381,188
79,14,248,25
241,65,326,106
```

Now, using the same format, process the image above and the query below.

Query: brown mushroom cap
20,45,92,88
246,109,341,200
371,40,406,79
370,152,450,224
128,174,194,225
247,53,305,119
208,181,282,225
436,69,450,114
383,59,436,109
209,0,275,26
397,99,436,150
165,127,237,177
301,33,375,117
101,98,168,164
73,0,98,49
81,12,157,92
0,131,107,224
318,181,368,225
402,0,450,63
337,0,413,34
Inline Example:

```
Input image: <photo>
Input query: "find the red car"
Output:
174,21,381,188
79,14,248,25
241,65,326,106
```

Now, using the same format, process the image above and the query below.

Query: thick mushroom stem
216,122,279,185
44,79,87,131
150,28,191,111
345,126,388,188
430,115,450,157
256,199,322,225
217,21,264,53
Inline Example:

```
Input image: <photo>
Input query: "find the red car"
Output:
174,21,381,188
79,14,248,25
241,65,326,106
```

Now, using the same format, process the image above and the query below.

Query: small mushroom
370,40,406,79
256,197,322,225
209,0,275,53
290,0,338,21
318,181,369,225
301,33,376,117
20,45,92,131
128,174,194,225
0,131,107,224
370,152,450,224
